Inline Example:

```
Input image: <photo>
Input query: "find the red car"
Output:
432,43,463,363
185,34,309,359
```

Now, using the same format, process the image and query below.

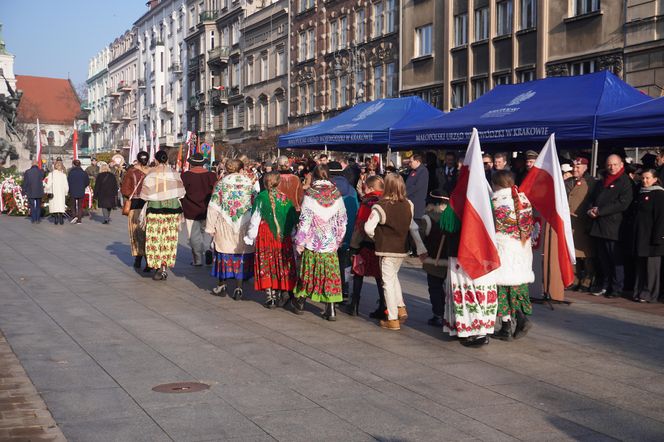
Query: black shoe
205,250,213,266
427,316,443,327
494,320,513,341
460,336,489,347
513,311,532,339
277,291,289,308
233,288,243,301
102,220,109,224
264,290,277,309
152,270,164,281
292,296,306,315
342,295,360,316
133,256,142,268
369,306,386,320
605,291,621,299
212,284,227,297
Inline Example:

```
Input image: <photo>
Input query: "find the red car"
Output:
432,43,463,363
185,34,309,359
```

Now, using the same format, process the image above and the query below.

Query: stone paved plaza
1,213,664,441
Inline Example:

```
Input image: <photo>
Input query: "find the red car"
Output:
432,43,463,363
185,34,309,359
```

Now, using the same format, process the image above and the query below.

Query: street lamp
333,43,367,105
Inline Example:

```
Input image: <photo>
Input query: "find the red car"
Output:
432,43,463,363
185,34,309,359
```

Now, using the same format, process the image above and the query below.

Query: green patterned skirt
294,249,343,303
497,284,532,317
145,213,180,268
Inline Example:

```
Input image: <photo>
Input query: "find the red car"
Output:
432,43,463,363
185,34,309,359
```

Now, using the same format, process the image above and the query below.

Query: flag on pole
142,128,148,153
448,128,501,279
72,121,78,160
519,133,576,287
149,131,156,164
129,131,139,163
209,142,215,167
176,143,183,172
35,118,43,169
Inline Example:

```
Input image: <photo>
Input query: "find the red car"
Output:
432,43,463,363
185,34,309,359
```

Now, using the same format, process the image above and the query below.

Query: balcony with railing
160,100,174,114
189,95,201,109
246,124,267,136
188,55,201,72
170,62,183,74
228,85,241,98
138,79,146,89
116,139,130,148
150,39,164,49
199,11,219,23
207,46,230,65
158,134,175,146
79,123,92,133
210,87,229,106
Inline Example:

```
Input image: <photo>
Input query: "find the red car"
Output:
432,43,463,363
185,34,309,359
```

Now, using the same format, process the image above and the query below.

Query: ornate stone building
107,30,139,151
289,0,399,129
87,47,112,152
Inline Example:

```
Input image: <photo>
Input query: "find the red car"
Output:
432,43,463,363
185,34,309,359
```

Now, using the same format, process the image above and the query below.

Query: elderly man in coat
22,160,44,223
587,154,633,298
568,157,596,291
67,159,90,224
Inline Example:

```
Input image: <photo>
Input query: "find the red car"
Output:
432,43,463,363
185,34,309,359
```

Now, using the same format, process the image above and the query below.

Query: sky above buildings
2,0,147,91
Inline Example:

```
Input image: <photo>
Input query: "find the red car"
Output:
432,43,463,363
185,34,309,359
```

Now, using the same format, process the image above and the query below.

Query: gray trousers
101,208,111,221
185,219,209,265
634,256,661,302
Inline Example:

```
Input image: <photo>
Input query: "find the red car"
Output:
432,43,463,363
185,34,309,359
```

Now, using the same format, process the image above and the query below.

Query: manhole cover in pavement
152,382,210,394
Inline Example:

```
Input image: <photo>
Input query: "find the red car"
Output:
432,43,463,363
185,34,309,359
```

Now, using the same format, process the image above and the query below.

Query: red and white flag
520,133,576,287
449,128,501,279
35,118,43,169
72,121,78,160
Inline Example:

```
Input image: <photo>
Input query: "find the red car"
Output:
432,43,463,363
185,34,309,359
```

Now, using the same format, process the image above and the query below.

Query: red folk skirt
254,220,297,291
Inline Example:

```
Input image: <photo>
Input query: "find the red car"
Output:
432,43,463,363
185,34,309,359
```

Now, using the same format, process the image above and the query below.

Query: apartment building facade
87,48,112,152
623,0,664,97
107,30,139,151
289,0,400,129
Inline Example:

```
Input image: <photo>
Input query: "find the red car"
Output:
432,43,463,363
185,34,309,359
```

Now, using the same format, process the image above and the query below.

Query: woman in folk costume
244,171,298,308
345,175,386,317
44,159,68,225
121,151,151,271
292,165,347,320
206,158,256,300
364,173,427,331
491,170,535,340
139,150,186,281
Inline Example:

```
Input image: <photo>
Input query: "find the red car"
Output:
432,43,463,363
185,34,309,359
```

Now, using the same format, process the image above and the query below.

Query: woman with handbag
243,171,298,308
206,159,257,299
94,161,119,224
121,151,150,271
139,150,185,281
345,175,385,317
44,159,68,225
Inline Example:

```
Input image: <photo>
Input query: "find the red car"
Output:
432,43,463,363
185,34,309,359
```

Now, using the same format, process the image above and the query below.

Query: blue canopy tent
389,71,651,152
277,97,444,153
596,97,664,147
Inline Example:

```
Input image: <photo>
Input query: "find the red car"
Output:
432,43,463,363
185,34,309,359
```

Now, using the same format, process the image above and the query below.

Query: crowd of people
19,146,664,347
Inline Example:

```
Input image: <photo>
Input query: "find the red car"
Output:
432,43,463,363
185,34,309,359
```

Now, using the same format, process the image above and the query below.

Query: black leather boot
369,284,387,319
264,289,277,309
494,320,513,341
133,256,142,268
292,296,306,315
322,303,337,321
513,311,532,339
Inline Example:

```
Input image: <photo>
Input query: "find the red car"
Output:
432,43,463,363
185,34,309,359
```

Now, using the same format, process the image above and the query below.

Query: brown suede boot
397,306,408,324
379,319,401,330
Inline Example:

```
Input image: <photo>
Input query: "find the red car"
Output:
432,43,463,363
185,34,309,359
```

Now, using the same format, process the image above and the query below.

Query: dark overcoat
633,188,664,257
588,173,633,241
94,172,119,209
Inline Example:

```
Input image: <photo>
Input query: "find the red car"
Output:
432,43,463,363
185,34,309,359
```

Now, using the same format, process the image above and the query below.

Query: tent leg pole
591,140,599,178
386,147,391,172
324,145,328,155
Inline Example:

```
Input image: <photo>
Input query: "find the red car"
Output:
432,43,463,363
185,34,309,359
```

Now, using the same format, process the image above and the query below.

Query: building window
356,8,366,43
232,62,240,86
231,21,240,45
497,1,513,36
232,104,239,127
415,24,433,57
570,60,595,75
276,50,286,75
356,69,365,102
574,0,600,16
373,2,384,37
386,62,395,97
308,83,315,113
330,20,338,52
373,65,383,99
472,78,487,100
521,0,537,29
247,59,254,85
495,73,512,85
454,13,468,46
298,32,306,62
307,29,315,59
330,77,338,109
518,70,535,83
299,0,314,13
261,55,268,81
299,85,307,114
340,75,348,106
475,7,489,41
451,82,467,108
340,16,348,48
386,0,396,33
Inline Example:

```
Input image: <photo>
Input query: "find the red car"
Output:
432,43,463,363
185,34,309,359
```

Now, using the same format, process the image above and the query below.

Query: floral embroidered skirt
443,257,498,338
351,246,381,278
128,209,146,257
294,249,343,303
254,221,297,291
145,213,179,268
497,284,532,318
212,252,254,281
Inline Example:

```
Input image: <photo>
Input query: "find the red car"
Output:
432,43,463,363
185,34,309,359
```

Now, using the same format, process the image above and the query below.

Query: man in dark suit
587,154,633,298
438,151,458,194
22,160,44,223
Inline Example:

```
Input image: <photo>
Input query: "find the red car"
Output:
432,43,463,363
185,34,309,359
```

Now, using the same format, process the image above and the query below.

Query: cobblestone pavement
0,331,65,441
1,213,664,441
